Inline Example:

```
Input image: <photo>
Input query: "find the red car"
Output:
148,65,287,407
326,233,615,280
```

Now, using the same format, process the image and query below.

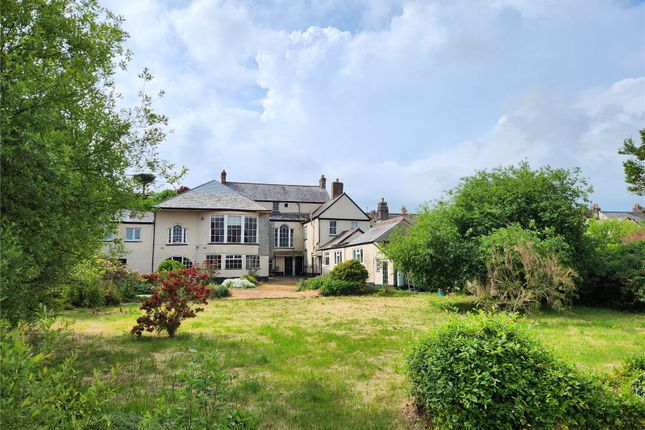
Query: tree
618,130,645,196
1,0,184,323
133,173,156,197
385,163,592,291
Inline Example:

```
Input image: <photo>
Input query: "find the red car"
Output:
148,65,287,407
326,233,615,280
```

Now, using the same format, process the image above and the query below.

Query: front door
284,257,293,276
294,256,303,276
382,261,388,285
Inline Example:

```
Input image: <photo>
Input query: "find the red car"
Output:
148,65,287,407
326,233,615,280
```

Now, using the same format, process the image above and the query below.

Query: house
590,203,644,224
104,171,376,280
320,198,411,286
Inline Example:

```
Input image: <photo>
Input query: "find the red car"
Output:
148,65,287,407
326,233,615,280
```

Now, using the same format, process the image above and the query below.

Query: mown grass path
63,295,645,429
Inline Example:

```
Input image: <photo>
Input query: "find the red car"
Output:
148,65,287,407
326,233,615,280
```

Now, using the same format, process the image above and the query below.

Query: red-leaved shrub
131,267,210,337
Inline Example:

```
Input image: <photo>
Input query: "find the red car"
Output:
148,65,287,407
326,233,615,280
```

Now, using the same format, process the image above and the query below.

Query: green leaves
618,129,645,196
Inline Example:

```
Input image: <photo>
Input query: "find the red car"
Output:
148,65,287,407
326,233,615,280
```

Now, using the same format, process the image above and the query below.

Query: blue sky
105,0,644,213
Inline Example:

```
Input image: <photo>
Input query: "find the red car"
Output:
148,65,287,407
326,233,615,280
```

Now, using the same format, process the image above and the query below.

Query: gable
315,194,370,221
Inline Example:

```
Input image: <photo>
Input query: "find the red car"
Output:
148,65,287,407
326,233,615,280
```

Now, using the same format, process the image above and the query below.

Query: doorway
382,261,388,285
294,256,303,276
284,256,293,276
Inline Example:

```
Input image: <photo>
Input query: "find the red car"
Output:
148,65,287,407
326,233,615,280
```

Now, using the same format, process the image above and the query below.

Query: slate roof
319,228,364,250
269,212,308,222
121,211,155,223
155,180,268,211
599,211,644,223
348,217,409,246
226,181,330,203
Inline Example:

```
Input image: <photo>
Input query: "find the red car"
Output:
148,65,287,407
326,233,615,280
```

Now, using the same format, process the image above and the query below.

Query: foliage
385,205,480,291
407,312,644,430
618,129,645,195
210,284,231,299
142,188,177,210
222,278,257,289
138,351,255,429
297,275,329,291
132,268,210,337
368,286,415,297
319,278,362,296
0,0,186,323
385,163,591,292
133,173,156,196
468,225,577,313
603,354,645,399
583,219,645,308
157,259,186,273
0,316,112,429
329,259,369,283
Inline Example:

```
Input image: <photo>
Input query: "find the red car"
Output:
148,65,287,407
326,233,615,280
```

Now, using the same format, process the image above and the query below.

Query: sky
104,0,645,213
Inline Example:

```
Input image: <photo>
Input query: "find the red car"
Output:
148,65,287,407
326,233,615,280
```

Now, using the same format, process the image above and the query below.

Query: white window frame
323,252,330,266
205,254,221,269
329,220,337,236
227,215,242,243
225,255,243,270
244,217,257,243
210,216,225,243
125,227,141,242
272,202,279,213
167,256,193,268
352,248,363,263
351,221,359,230
168,224,187,244
246,255,260,270
334,251,342,264
275,224,294,248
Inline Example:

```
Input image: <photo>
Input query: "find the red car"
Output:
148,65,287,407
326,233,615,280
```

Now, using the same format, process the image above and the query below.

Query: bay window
227,216,242,243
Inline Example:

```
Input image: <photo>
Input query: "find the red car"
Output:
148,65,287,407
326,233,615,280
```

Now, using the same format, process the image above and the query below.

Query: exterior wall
318,218,371,246
154,209,269,278
102,222,154,273
257,201,322,215
271,221,305,252
325,243,397,286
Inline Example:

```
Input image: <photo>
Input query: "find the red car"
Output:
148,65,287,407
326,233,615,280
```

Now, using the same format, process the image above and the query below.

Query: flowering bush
221,278,256,289
131,267,211,337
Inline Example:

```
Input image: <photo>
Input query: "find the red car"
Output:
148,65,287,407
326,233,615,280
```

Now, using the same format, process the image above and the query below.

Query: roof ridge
228,181,321,188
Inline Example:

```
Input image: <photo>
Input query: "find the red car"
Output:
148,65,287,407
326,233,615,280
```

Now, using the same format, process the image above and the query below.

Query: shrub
469,225,577,313
138,351,255,429
330,259,369,283
407,312,644,430
210,284,231,299
0,318,112,429
157,259,185,273
583,219,645,309
319,278,362,296
221,278,256,289
131,267,211,337
297,275,328,291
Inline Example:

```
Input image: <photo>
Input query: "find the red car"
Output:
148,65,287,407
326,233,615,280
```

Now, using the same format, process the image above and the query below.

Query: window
205,254,221,269
329,220,337,235
167,256,193,268
275,224,293,248
103,231,114,241
334,251,342,264
117,258,127,265
244,217,257,243
225,255,242,270
272,202,279,213
351,221,359,230
169,224,186,244
284,203,289,208
125,227,141,241
324,252,330,266
227,216,242,243
246,255,260,270
352,248,363,263
210,216,225,243
269,258,273,270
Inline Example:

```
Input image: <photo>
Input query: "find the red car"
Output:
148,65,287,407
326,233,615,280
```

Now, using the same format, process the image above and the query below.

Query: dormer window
168,224,187,244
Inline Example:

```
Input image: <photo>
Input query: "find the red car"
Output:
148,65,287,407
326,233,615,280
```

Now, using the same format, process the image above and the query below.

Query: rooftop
155,180,268,211
226,181,330,203
348,216,409,246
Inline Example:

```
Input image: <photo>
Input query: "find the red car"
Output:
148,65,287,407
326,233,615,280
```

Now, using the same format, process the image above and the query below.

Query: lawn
63,294,645,429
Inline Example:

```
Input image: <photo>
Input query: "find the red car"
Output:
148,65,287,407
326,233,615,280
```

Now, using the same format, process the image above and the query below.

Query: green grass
62,295,645,429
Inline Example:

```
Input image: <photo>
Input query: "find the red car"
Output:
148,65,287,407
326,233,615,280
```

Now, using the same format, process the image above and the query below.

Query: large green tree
618,129,645,196
385,163,592,291
1,0,183,322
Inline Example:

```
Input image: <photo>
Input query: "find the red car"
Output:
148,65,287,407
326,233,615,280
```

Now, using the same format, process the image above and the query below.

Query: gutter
151,211,157,272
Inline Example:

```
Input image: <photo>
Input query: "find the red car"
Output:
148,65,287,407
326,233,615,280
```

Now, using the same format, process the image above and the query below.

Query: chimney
590,202,600,219
401,206,407,217
220,169,227,184
369,209,377,226
377,198,389,221
319,174,327,189
332,178,344,199
634,203,643,214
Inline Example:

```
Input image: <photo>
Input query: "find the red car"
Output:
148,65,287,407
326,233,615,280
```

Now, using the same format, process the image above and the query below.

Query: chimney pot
319,174,327,189
401,206,407,216
331,178,344,199
220,169,227,184
634,203,643,214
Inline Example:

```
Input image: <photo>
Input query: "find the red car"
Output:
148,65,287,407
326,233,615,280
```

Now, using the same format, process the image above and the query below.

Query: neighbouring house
320,197,412,286
104,171,387,280
590,203,644,224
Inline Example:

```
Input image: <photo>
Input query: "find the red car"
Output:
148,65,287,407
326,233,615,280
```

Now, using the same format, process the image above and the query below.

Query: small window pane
329,220,337,235
227,216,242,243
225,255,242,270
244,217,257,243
206,255,221,269
126,227,141,241
246,255,260,270
211,216,224,243
351,221,359,229
272,202,279,213
171,225,184,243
